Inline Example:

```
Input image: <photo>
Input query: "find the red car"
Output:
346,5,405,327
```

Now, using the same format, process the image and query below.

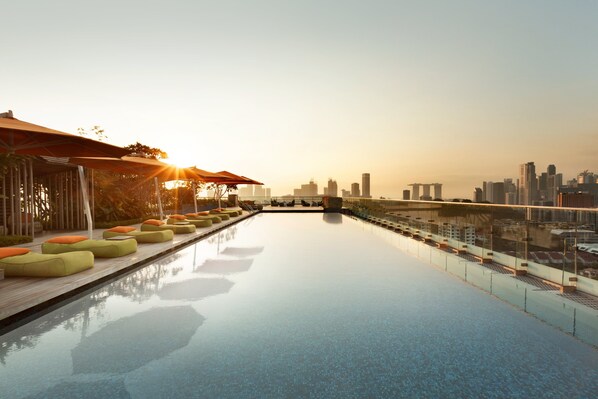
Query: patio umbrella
68,156,207,221
71,306,204,374
157,277,234,301
195,258,254,275
0,112,130,238
186,167,234,213
0,113,130,157
211,170,263,208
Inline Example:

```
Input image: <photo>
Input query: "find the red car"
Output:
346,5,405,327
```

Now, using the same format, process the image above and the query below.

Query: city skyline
2,1,598,199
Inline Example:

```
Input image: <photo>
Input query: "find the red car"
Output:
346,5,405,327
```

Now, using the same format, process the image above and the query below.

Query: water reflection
24,379,130,399
72,306,203,374
323,213,343,224
157,278,235,301
219,246,264,257
0,293,109,365
196,259,253,274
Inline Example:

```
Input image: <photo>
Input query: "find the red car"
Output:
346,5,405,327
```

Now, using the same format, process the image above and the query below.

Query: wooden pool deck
0,210,257,332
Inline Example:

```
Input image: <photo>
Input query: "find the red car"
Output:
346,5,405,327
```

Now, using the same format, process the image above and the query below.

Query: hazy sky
2,0,597,198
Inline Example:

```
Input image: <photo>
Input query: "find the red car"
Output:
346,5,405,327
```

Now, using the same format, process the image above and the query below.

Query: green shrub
0,235,33,247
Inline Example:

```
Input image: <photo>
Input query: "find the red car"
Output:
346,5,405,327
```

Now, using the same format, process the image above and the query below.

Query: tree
77,126,107,142
124,142,167,160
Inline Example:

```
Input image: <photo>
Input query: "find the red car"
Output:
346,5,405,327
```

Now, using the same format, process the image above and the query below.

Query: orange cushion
170,214,187,220
197,211,209,216
107,226,136,233
143,219,165,226
46,235,88,244
185,213,198,217
0,247,31,259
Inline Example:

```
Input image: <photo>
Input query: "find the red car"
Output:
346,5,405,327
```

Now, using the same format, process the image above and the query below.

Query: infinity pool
1,213,597,398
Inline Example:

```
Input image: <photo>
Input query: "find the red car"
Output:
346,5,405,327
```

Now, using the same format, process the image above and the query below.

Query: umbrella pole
154,177,164,220
193,181,198,214
77,166,93,238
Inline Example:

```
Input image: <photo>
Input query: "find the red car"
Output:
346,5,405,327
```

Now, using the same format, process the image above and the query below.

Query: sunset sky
2,0,597,198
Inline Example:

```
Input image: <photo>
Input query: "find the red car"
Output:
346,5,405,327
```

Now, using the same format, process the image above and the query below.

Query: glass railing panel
525,290,575,334
491,274,527,309
466,262,493,293
446,257,466,280
418,243,431,262
574,306,598,347
430,248,447,269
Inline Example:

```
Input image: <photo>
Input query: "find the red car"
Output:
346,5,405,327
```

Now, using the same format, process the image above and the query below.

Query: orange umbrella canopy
0,115,129,157
215,170,263,185
188,167,234,183
68,156,203,181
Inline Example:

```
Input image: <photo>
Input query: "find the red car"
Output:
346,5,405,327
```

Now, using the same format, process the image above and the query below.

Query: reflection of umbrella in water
72,306,203,374
220,246,265,257
158,278,234,301
25,379,130,399
196,258,254,275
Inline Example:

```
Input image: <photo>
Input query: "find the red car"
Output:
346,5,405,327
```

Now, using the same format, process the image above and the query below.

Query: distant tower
351,183,360,197
403,190,410,200
422,184,431,200
362,173,371,198
519,162,537,205
473,187,483,202
433,183,442,200
327,179,338,197
409,183,421,200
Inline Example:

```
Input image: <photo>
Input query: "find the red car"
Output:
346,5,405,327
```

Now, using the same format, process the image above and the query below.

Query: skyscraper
327,179,338,197
351,183,360,197
362,173,370,198
519,162,537,205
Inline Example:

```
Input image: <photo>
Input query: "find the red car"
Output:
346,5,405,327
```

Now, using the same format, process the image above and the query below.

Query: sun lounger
185,212,222,223
168,214,212,228
140,219,196,234
102,226,174,243
0,247,94,277
210,208,241,217
42,235,138,258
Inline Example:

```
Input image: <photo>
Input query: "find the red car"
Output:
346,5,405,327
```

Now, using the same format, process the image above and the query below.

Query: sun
163,150,196,168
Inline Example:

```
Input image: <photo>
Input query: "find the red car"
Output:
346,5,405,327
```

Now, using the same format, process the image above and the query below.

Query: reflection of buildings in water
323,213,343,224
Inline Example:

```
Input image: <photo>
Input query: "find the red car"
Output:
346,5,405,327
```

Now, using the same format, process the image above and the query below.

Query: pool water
1,213,597,398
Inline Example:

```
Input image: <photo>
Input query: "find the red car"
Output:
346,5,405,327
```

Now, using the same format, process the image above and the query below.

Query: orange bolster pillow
107,226,136,233
0,247,31,259
197,211,210,216
143,219,165,226
170,214,187,220
185,213,198,217
46,235,88,244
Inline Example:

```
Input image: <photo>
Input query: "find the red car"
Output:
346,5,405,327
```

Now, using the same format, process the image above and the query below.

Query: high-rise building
362,173,370,198
557,192,595,208
238,185,254,198
410,184,420,200
421,184,432,200
504,178,517,204
433,183,442,200
341,189,351,197
473,187,483,202
403,190,410,200
327,179,338,197
492,182,505,204
254,185,265,198
294,179,318,197
265,188,271,199
519,162,537,205
351,183,360,197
